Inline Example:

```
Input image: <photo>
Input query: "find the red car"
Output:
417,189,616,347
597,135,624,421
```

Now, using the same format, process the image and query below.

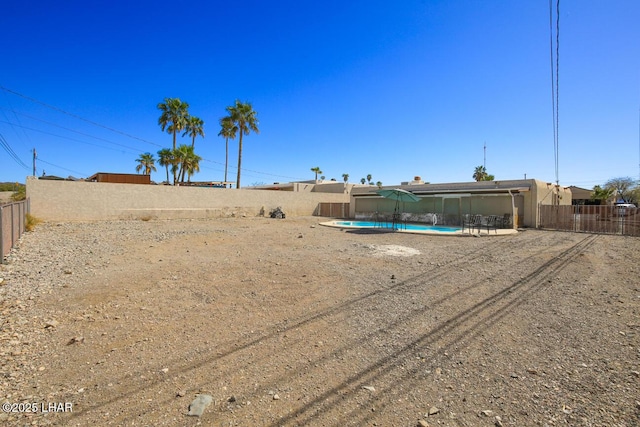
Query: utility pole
32,148,37,176
483,142,486,169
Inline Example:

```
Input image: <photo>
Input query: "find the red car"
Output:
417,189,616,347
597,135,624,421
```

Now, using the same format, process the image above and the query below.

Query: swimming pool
325,220,461,233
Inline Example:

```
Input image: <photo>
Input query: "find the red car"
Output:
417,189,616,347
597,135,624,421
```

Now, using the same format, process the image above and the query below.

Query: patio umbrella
376,188,420,229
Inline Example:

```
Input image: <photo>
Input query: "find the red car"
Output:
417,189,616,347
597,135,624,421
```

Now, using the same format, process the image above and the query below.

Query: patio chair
484,215,500,233
499,213,512,229
462,214,482,233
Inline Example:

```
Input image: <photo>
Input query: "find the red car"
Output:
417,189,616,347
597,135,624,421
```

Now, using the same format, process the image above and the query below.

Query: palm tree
183,148,202,182
157,148,174,184
342,173,349,183
472,165,488,182
366,174,372,185
360,178,366,184
174,145,202,183
135,152,156,175
311,167,322,182
183,116,205,148
376,181,383,188
224,100,259,189
591,185,615,205
218,117,237,187
157,98,190,150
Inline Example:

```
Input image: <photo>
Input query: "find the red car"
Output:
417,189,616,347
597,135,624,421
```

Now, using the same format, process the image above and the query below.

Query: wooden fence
1,199,30,262
539,204,640,236
315,202,350,218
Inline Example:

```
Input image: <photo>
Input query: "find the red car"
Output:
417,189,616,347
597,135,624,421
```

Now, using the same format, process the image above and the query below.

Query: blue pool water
333,221,460,232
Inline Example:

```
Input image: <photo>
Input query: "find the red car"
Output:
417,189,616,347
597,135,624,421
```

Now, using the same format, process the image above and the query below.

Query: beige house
568,185,599,205
349,179,572,228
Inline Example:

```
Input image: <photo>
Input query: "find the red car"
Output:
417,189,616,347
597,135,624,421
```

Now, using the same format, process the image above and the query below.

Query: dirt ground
1,216,639,426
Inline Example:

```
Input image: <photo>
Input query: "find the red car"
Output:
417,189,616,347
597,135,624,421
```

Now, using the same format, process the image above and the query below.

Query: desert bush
10,185,26,201
25,213,42,232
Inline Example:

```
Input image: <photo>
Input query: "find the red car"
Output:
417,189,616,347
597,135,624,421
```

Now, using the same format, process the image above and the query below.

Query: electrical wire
0,112,151,154
0,132,30,170
0,85,162,148
0,86,308,181
37,158,88,177
549,0,560,185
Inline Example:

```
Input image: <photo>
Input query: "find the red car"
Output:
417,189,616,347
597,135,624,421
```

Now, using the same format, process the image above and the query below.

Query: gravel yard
1,216,639,426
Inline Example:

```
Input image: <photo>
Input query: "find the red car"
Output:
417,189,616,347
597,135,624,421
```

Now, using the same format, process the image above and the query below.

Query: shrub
25,213,42,232
10,186,26,201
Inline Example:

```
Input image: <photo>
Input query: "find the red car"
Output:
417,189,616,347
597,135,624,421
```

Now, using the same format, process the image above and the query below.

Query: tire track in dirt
63,231,587,425
264,234,600,426
62,231,575,424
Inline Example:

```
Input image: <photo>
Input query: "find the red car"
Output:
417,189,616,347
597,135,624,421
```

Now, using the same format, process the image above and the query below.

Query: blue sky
1,0,639,188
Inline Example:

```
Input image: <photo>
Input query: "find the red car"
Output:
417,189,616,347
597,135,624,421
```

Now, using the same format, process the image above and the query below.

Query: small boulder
187,394,213,417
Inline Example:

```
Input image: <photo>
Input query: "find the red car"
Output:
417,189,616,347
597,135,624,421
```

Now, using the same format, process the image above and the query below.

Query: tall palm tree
472,165,488,182
225,100,259,189
157,98,190,150
342,173,349,183
366,174,372,184
218,117,237,187
311,167,322,182
183,116,205,148
135,152,156,175
157,148,174,184
360,178,366,184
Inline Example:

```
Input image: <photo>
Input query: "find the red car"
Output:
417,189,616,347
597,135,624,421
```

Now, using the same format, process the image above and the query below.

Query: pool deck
319,220,518,236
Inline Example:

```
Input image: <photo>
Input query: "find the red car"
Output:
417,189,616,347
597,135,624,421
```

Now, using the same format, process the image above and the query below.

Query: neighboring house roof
567,185,592,200
86,172,150,184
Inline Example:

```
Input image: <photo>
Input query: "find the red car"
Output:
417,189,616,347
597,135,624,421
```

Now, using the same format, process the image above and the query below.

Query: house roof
351,179,535,197
567,185,592,200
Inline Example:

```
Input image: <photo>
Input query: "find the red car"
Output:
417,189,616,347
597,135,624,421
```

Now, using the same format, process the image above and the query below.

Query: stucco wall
26,177,350,221
528,179,572,227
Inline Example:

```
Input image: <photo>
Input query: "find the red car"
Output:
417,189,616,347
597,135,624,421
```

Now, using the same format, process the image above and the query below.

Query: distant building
86,172,150,185
567,185,597,205
350,179,572,228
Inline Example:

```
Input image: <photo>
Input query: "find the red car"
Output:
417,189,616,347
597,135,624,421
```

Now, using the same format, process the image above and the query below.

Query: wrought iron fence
539,204,640,236
1,199,30,262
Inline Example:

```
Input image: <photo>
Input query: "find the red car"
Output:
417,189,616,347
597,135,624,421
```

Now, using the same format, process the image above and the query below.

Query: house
349,179,572,228
568,186,597,205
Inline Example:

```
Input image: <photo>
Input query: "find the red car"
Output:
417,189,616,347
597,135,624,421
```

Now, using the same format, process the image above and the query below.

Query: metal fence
315,202,350,218
539,204,640,236
1,199,30,262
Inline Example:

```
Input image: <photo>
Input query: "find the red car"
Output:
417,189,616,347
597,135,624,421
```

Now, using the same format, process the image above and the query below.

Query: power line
37,158,88,177
0,91,32,150
0,85,162,148
0,110,153,153
0,120,143,155
0,85,308,182
549,0,560,185
0,132,30,170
